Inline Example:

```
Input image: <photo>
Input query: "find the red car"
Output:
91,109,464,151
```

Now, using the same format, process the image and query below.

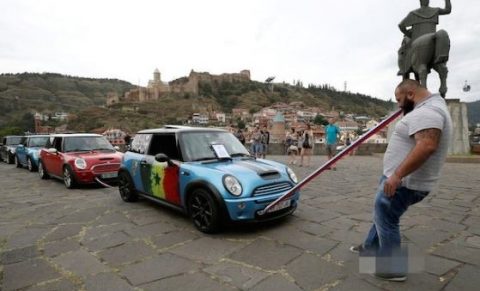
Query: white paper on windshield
211,144,230,158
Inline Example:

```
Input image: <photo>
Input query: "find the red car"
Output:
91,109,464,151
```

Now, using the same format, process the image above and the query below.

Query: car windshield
64,136,114,152
181,131,250,162
28,136,49,147
6,137,22,145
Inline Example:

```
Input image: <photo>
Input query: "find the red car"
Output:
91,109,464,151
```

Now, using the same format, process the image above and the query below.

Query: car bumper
73,167,120,184
223,191,300,221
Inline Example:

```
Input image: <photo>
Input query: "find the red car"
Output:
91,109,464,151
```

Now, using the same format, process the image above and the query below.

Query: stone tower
153,68,161,82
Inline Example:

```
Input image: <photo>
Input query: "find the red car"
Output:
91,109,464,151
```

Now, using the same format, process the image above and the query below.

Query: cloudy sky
1,0,479,102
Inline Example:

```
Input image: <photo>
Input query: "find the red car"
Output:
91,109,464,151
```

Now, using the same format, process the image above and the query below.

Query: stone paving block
52,249,108,277
401,226,453,250
92,212,132,226
249,274,303,291
425,255,461,276
6,227,49,249
151,230,199,249
264,226,338,256
121,253,201,286
432,241,480,266
43,237,81,257
85,272,135,291
297,221,334,236
2,258,61,290
98,240,157,266
444,264,480,291
83,223,135,241
1,245,39,265
229,238,303,270
363,272,447,291
330,276,382,291
82,231,130,251
285,252,346,290
140,271,232,291
56,207,108,224
203,261,270,289
170,236,247,264
44,224,83,242
24,279,77,291
124,221,178,238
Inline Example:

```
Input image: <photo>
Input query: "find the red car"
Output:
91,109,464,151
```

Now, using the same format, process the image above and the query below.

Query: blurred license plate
266,199,291,213
101,172,118,179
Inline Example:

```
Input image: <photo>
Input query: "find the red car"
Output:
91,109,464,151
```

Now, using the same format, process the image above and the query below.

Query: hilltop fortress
107,69,251,106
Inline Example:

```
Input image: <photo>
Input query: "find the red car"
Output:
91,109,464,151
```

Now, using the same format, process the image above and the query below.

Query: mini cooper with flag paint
15,135,50,171
118,126,300,233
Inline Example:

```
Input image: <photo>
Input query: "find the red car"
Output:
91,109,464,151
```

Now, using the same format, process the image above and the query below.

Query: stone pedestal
447,99,471,155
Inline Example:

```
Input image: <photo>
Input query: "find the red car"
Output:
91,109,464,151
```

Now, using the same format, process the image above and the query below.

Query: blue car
15,135,50,171
118,126,300,233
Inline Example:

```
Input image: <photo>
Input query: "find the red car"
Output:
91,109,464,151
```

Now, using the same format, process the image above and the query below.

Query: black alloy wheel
188,188,220,233
38,161,49,179
118,171,138,202
7,152,14,164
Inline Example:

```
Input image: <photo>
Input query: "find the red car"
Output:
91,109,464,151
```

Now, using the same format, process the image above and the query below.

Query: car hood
192,158,287,179
69,151,123,162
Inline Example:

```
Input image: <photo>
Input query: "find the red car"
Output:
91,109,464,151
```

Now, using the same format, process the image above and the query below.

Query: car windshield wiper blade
192,157,218,162
92,148,115,151
66,149,91,152
230,153,250,157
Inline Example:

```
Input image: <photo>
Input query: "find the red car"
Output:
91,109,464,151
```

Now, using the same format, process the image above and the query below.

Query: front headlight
74,158,87,170
223,175,242,196
287,167,298,183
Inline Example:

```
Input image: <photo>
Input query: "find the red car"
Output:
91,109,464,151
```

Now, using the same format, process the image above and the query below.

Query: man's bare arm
394,128,441,179
439,0,452,15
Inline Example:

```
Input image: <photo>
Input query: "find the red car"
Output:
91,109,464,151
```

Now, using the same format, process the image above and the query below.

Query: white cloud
0,0,478,102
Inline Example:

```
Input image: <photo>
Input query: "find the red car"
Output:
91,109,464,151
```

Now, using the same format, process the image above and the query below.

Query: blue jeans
363,176,429,256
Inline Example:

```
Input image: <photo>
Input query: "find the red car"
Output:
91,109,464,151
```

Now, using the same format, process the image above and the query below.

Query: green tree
237,120,246,129
313,115,328,126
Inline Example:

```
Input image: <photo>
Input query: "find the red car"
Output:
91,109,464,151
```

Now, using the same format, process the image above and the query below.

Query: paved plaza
0,155,479,290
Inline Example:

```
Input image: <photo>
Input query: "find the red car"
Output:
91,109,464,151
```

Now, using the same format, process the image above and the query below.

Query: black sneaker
349,244,364,253
373,273,407,282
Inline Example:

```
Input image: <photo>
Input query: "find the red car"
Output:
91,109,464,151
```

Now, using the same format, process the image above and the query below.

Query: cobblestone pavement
0,155,479,291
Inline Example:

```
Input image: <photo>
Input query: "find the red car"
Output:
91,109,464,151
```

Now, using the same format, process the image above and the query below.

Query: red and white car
38,134,123,188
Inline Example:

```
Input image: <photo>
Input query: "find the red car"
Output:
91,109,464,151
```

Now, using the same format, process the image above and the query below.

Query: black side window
21,137,27,146
148,134,180,160
130,134,152,154
52,137,63,151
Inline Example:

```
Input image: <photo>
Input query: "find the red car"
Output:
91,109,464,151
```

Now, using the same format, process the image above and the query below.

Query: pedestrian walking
325,117,340,170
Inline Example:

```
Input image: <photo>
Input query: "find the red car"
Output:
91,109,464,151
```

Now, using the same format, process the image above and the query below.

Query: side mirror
155,153,173,166
48,148,58,154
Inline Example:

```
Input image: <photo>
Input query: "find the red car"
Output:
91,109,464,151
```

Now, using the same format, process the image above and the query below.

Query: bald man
350,79,452,281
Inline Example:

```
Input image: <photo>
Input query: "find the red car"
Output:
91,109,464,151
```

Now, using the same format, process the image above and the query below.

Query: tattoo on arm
414,128,441,146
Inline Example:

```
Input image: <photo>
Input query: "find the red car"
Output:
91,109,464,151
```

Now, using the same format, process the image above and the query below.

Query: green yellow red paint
141,161,181,205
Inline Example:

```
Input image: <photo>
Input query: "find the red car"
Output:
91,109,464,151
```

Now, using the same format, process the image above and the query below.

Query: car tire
27,157,36,172
187,188,221,233
118,171,138,202
38,160,49,179
15,155,22,168
63,166,77,189
7,152,14,164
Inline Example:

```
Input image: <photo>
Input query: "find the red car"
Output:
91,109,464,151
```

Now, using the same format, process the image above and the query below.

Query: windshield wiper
92,148,115,151
192,157,218,162
66,149,91,152
230,153,251,157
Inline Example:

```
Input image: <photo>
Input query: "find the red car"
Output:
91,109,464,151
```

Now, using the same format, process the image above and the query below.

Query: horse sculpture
398,29,450,97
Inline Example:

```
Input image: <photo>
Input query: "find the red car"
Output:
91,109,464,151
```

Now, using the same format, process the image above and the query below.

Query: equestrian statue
397,0,451,97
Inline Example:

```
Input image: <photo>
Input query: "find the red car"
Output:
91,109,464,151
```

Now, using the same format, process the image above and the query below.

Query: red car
38,134,123,188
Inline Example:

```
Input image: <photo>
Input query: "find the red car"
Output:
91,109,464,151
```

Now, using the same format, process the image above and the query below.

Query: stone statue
397,0,451,97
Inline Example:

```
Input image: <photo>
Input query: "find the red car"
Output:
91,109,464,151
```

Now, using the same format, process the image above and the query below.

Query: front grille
252,182,293,196
91,163,121,174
